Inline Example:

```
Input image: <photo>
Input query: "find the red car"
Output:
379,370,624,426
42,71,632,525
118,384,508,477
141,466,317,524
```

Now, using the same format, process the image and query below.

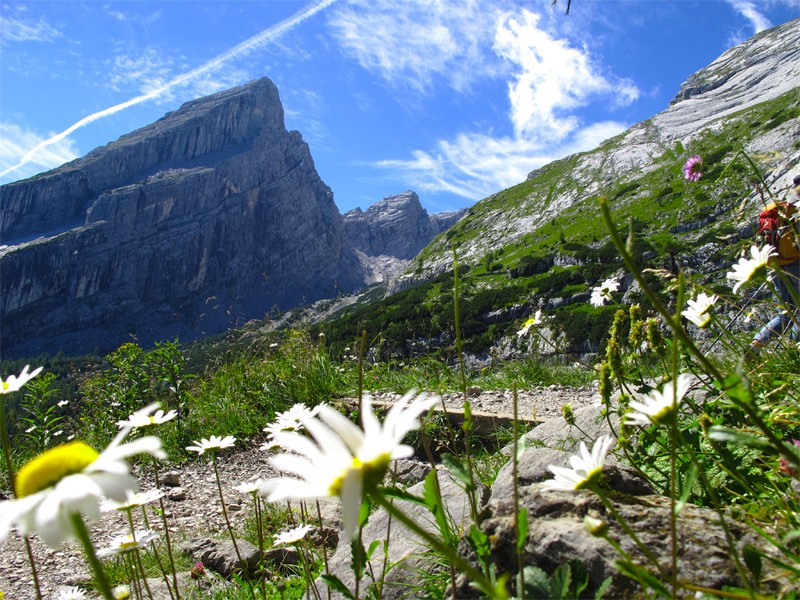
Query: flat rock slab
321,469,487,600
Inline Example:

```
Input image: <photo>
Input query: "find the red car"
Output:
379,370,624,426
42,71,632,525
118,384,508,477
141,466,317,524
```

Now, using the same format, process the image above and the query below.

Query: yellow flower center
362,454,391,491
15,441,99,498
575,467,602,491
118,539,141,552
328,454,391,497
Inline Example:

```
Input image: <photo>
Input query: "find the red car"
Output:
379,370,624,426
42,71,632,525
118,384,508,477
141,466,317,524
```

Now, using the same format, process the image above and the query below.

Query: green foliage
19,373,72,453
81,342,153,448
519,560,596,599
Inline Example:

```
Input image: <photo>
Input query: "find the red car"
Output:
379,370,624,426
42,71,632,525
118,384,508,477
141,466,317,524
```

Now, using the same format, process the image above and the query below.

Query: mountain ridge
1,78,363,358
311,18,799,359
396,17,800,287
3,18,799,360
0,79,464,359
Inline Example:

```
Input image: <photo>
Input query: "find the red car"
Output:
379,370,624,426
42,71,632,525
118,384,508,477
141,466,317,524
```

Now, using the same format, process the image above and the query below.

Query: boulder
454,479,783,598
180,537,262,578
502,404,617,456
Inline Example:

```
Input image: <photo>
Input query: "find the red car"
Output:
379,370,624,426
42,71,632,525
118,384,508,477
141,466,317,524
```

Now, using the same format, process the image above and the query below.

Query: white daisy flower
98,529,159,557
1,365,43,394
625,374,693,428
117,406,177,429
590,277,620,308
543,436,615,491
55,587,87,600
186,435,236,454
259,440,280,452
260,390,438,539
112,584,131,600
233,479,263,495
516,311,543,337
101,489,165,512
272,524,313,547
681,292,718,328
726,245,776,294
263,403,324,437
0,406,165,548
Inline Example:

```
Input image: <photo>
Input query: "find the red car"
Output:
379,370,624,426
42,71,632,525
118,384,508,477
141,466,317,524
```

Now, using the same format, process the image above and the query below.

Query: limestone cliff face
342,191,465,284
343,191,465,259
0,78,364,358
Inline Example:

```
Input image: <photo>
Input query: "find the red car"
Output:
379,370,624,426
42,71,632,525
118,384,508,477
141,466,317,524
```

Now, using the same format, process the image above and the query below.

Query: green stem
153,461,180,599
669,422,678,600
599,198,794,465
134,547,156,600
211,453,245,565
451,244,481,530
682,582,770,600
211,453,257,600
370,493,506,599
23,535,44,600
128,552,143,600
255,492,267,599
669,281,682,600
0,399,17,492
299,536,322,600
315,499,332,600
70,512,115,599
358,330,367,415
588,485,667,578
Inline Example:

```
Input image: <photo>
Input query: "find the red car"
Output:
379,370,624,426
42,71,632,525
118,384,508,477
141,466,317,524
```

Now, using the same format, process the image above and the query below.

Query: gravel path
0,385,598,599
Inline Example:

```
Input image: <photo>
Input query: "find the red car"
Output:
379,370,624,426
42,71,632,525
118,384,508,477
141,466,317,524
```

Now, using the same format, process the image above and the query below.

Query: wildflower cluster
590,276,620,307
1,406,165,548
260,391,438,538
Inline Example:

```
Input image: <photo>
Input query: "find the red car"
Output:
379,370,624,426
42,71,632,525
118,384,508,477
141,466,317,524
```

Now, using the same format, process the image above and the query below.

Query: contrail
1,0,338,180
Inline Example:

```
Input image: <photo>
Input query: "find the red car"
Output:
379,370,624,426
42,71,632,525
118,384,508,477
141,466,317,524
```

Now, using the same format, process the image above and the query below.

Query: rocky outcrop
322,468,486,600
343,191,464,260
451,405,790,598
343,191,464,283
0,78,364,358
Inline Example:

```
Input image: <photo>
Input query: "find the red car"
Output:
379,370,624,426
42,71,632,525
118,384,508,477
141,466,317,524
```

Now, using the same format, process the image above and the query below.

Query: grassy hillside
315,88,800,359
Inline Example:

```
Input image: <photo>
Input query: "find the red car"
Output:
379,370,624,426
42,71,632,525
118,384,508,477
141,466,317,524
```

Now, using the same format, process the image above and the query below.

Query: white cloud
328,0,505,94
725,0,773,33
368,5,637,203
494,9,638,142
105,47,247,103
375,119,628,203
0,124,79,183
105,6,162,26
106,47,180,95
0,6,62,44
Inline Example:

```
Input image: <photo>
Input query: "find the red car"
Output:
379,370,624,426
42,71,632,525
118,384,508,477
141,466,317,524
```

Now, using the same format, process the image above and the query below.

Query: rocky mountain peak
343,191,465,260
663,17,800,139
0,77,365,358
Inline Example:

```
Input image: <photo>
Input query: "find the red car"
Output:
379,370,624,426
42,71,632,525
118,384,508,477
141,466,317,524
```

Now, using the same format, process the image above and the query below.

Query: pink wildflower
683,155,703,182
779,440,800,477
190,561,205,579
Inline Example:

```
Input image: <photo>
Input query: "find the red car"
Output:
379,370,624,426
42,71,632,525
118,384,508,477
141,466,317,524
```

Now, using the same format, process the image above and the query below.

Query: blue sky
1,1,798,215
